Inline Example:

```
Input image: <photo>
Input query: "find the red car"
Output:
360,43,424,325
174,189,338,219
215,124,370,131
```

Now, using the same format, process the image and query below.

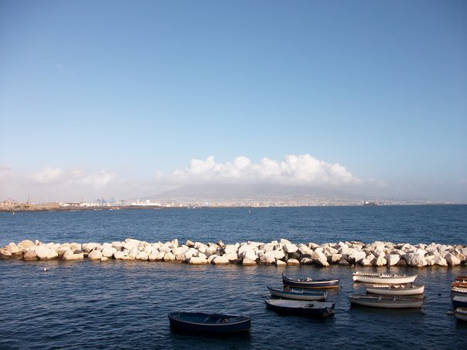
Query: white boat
352,272,417,284
265,298,335,318
366,284,424,296
349,294,423,309
454,307,467,322
267,286,327,301
452,286,467,294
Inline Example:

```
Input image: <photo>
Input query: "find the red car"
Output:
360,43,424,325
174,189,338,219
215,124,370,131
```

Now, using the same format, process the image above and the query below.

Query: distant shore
1,202,464,213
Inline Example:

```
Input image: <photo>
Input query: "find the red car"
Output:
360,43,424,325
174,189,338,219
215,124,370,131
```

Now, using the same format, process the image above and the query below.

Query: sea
0,205,466,349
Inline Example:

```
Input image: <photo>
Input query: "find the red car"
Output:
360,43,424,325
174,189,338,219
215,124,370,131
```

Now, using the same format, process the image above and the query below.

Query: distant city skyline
1,1,466,202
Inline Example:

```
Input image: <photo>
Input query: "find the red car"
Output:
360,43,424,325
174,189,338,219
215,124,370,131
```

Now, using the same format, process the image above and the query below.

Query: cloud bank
162,154,360,186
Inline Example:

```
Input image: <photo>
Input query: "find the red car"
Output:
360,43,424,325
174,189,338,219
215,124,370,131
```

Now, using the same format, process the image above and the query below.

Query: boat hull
282,276,339,289
267,286,327,301
168,312,251,334
349,295,423,309
353,275,417,284
455,308,467,322
452,296,467,308
366,285,424,296
265,299,334,318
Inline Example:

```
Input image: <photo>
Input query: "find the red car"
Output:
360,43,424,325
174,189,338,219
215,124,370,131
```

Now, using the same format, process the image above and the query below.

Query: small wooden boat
366,284,424,296
451,282,467,294
454,307,467,322
265,298,335,318
349,294,424,309
282,274,339,289
267,286,327,301
168,312,251,334
352,272,417,284
452,295,467,308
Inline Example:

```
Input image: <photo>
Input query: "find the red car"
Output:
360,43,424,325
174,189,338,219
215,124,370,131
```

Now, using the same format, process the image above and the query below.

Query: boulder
62,250,84,261
188,256,208,265
312,250,329,267
88,250,102,261
148,251,164,261
17,240,35,251
102,247,117,258
404,253,427,267
259,252,276,265
242,258,257,266
283,243,298,254
387,254,400,266
275,260,287,267
286,258,300,266
212,256,230,265
360,254,375,266
163,252,175,262
185,240,195,247
445,253,461,266
433,254,448,266
136,251,148,261
23,249,38,261
35,246,58,260
375,255,387,267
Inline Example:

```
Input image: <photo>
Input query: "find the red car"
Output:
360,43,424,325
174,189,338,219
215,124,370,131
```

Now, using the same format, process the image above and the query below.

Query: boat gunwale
168,312,250,327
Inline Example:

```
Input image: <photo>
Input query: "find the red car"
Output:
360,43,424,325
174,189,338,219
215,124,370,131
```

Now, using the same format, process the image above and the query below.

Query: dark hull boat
282,274,339,289
265,298,335,318
267,286,327,301
452,295,467,308
168,312,251,334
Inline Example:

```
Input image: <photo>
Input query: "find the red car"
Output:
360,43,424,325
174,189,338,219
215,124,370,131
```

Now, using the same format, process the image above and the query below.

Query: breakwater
1,238,466,267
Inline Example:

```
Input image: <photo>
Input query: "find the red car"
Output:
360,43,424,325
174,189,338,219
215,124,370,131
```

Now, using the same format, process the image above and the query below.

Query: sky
0,0,466,202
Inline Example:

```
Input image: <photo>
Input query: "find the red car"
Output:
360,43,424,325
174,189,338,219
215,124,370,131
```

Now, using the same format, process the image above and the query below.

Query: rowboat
352,272,417,284
452,295,467,308
265,298,335,318
267,286,327,301
168,312,251,334
451,282,467,294
349,294,424,309
454,307,467,322
282,274,339,289
366,284,424,296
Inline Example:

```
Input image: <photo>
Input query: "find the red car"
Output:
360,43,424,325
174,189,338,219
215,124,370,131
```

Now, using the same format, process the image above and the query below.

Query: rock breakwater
1,239,466,267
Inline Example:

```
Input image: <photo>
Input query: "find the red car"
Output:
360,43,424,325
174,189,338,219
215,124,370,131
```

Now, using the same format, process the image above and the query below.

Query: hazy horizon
1,1,466,203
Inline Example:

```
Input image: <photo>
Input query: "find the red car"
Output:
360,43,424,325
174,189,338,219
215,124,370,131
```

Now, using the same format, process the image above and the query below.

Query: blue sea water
0,205,466,349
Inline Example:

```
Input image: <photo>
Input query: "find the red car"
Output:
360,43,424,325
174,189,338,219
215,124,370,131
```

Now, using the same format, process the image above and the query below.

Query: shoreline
1,238,466,268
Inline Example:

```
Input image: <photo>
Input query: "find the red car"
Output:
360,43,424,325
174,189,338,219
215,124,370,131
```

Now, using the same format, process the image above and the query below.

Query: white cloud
161,154,360,186
31,168,115,188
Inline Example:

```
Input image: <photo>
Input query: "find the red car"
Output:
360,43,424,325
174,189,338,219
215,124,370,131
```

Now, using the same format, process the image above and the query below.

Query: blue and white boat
282,274,339,289
267,286,327,301
168,312,251,334
452,295,467,308
265,298,335,318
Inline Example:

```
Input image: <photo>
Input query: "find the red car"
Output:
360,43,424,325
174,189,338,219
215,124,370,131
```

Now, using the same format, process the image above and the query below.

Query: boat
282,274,339,289
265,298,335,318
267,286,327,301
349,294,424,309
352,272,417,284
451,282,467,294
366,284,424,296
168,312,251,334
454,307,467,322
452,295,467,308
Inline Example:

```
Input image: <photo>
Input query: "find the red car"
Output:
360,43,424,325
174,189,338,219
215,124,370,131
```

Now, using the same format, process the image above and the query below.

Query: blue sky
0,0,466,202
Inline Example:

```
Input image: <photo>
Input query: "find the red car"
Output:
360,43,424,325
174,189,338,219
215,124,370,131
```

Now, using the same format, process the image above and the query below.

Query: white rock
330,253,342,264
312,250,329,267
387,254,400,266
23,249,38,261
445,253,461,266
242,258,257,266
163,252,175,262
212,256,230,265
224,244,238,254
136,251,148,261
375,255,387,266
148,251,164,261
287,258,300,266
275,260,286,267
188,256,208,264
260,251,276,264
35,246,58,260
102,247,117,258
360,254,375,266
63,250,84,261
433,254,448,266
88,250,102,261
283,243,298,254
404,252,427,267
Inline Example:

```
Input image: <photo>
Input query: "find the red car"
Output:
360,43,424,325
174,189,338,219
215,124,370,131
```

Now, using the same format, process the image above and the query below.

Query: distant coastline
0,201,464,212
